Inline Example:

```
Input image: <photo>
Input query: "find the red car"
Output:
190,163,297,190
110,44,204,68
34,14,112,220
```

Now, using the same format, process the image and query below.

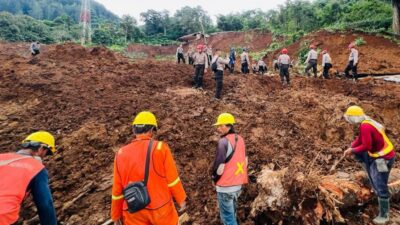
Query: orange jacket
111,134,186,221
0,153,44,224
216,134,248,187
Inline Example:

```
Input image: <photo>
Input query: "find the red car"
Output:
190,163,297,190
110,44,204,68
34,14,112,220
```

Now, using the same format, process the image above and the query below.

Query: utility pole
199,15,208,45
80,0,91,45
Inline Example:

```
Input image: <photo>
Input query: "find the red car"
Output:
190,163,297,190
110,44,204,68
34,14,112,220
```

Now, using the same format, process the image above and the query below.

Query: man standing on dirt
240,48,250,74
304,44,318,78
229,48,236,74
344,43,359,81
343,106,395,225
321,49,332,79
212,50,230,100
212,113,248,225
176,44,186,64
30,41,41,56
192,44,208,90
0,131,57,225
278,48,291,86
111,111,187,225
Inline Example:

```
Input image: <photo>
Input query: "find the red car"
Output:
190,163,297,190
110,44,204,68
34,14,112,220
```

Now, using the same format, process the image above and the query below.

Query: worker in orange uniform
111,111,187,225
0,131,57,225
212,113,248,225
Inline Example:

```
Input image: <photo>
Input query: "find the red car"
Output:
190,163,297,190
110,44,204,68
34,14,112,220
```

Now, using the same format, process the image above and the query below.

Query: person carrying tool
212,113,248,225
321,49,332,79
257,59,267,75
0,131,57,225
240,48,250,74
30,41,41,56
211,50,230,100
229,48,236,74
343,106,396,225
278,48,291,86
304,44,318,78
344,43,359,81
176,44,186,64
192,44,209,90
111,111,187,225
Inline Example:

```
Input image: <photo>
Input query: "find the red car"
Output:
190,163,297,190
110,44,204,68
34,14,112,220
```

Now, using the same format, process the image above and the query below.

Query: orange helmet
197,44,204,50
282,48,288,54
348,43,356,49
321,49,327,55
309,44,316,49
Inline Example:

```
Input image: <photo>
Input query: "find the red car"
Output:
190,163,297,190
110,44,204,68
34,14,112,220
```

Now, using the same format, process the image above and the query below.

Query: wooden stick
329,154,346,173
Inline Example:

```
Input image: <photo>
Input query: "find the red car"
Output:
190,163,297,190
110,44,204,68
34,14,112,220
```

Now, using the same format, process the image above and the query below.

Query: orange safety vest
217,134,248,187
0,153,44,225
362,120,394,158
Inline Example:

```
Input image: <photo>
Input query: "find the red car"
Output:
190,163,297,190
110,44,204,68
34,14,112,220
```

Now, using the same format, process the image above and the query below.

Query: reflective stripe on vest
362,120,394,158
0,153,44,224
216,134,248,187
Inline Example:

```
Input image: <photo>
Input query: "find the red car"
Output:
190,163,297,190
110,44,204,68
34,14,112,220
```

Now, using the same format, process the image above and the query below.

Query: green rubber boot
373,197,390,224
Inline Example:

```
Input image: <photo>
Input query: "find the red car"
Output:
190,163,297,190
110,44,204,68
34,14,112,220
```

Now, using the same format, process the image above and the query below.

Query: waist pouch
375,158,389,173
123,139,154,213
123,181,151,213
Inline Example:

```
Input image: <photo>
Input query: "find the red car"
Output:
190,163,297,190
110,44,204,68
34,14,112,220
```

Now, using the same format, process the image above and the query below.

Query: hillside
0,0,118,22
0,41,399,224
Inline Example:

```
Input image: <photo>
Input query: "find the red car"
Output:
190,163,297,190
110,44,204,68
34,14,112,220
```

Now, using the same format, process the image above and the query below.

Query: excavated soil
270,30,400,74
0,41,400,225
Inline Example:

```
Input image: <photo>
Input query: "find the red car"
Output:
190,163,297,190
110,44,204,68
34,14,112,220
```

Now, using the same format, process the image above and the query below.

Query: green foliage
354,37,367,46
0,0,118,22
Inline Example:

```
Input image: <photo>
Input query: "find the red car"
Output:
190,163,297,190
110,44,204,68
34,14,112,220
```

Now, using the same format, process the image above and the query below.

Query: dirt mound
269,30,400,74
0,41,400,225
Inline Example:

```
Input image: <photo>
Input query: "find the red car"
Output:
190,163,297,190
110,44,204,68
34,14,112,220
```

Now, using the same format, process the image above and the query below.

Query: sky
96,0,283,22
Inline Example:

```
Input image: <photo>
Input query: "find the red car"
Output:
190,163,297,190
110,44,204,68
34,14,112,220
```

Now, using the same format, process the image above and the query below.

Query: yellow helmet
23,131,56,154
345,105,365,116
214,113,236,126
132,111,158,127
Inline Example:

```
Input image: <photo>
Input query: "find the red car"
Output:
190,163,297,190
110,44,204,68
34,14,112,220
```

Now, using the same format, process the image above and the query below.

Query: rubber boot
373,197,390,224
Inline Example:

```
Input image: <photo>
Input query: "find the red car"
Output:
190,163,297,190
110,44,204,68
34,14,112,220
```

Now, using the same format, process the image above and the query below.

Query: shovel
329,154,346,173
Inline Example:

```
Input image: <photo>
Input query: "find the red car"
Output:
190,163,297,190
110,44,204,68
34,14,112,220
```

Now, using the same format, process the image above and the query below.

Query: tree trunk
394,0,400,34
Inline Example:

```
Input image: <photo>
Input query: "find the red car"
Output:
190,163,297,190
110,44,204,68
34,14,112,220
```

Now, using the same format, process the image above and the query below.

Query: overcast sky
96,0,284,22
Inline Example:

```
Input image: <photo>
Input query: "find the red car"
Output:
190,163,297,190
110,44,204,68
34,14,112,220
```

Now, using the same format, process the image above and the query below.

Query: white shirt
278,54,290,65
305,49,318,63
240,52,250,63
322,53,332,67
349,48,359,64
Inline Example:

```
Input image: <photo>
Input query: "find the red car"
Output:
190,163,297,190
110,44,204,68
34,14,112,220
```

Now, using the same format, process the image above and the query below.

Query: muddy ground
0,41,399,225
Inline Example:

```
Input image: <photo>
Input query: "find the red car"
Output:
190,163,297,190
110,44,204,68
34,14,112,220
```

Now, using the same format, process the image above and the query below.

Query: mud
0,40,399,225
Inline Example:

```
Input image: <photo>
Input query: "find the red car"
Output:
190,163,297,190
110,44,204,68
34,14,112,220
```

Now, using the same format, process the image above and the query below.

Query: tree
120,15,137,43
171,6,213,38
140,10,169,36
394,0,400,33
217,14,244,31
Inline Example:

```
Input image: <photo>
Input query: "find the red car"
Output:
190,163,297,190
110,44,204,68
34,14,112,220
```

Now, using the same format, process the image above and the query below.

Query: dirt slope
270,30,400,74
0,42,399,225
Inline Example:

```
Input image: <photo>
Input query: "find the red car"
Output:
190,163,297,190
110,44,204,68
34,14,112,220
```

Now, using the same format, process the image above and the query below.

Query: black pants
208,55,212,66
274,63,279,71
193,64,205,88
241,62,249,74
177,53,185,64
214,70,223,99
323,63,332,79
32,49,40,56
345,60,358,80
280,64,290,84
229,63,235,74
259,66,267,75
305,59,317,77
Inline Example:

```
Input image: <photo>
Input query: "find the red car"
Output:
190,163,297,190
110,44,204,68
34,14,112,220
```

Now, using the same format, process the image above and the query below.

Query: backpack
211,57,219,72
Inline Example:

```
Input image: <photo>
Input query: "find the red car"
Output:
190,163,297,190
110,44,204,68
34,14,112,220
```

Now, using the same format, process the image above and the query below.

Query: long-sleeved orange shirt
111,134,186,221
